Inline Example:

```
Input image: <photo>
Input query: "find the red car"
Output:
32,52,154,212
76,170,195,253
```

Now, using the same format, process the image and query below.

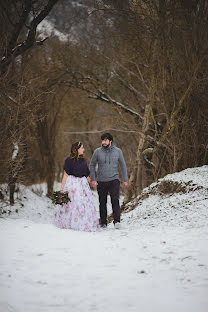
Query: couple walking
54,133,128,232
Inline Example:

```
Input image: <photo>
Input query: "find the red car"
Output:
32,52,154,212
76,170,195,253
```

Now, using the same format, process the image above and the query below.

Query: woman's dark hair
101,133,113,141
70,142,84,160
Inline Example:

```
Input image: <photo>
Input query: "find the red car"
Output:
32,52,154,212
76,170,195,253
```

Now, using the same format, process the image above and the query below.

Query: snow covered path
0,218,208,312
0,166,208,312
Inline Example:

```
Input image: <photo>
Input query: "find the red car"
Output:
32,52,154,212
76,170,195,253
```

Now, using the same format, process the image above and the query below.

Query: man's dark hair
101,133,113,142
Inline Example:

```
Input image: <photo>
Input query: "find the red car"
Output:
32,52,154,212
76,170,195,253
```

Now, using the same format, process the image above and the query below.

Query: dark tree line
0,0,207,207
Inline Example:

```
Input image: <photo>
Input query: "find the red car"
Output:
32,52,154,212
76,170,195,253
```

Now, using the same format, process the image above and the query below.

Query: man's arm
118,149,128,183
89,149,98,182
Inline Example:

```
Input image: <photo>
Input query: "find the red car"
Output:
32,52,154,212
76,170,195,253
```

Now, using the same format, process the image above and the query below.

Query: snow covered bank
122,165,208,229
0,166,208,312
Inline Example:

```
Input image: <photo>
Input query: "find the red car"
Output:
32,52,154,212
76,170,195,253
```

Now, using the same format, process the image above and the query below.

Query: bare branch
1,0,59,74
63,128,139,134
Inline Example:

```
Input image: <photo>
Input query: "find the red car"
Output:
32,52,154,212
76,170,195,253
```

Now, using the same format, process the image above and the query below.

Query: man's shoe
114,222,120,229
100,224,107,229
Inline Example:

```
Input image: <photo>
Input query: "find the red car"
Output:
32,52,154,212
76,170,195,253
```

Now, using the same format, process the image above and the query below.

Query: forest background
0,0,207,206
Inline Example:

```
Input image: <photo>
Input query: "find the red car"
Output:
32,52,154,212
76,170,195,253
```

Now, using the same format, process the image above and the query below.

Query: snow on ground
0,166,208,312
122,165,208,229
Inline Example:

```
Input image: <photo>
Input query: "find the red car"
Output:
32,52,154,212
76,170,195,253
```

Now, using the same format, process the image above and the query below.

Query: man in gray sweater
90,133,128,229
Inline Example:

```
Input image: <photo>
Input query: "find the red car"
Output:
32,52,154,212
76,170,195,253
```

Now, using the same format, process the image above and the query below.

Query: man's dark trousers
97,179,120,225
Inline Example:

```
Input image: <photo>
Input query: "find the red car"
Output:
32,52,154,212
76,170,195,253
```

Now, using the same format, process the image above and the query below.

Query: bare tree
0,0,60,204
62,0,208,205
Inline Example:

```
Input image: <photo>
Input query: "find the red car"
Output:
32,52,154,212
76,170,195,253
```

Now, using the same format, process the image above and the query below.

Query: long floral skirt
53,175,100,232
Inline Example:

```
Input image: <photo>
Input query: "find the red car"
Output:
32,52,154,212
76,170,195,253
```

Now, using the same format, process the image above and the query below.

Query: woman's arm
61,171,68,192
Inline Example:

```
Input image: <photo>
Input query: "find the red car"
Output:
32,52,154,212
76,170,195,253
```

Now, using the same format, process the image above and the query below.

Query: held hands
90,181,98,188
90,181,127,188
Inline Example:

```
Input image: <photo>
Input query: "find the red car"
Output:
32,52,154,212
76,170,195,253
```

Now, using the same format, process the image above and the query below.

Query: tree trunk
8,150,17,206
9,183,15,205
122,104,151,207
8,132,27,205
46,171,54,197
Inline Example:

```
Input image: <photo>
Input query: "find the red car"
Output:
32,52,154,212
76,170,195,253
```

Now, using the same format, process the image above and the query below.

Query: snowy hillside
0,166,208,312
122,165,208,228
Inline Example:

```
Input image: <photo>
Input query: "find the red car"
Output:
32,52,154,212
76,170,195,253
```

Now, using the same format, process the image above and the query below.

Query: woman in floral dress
54,142,100,232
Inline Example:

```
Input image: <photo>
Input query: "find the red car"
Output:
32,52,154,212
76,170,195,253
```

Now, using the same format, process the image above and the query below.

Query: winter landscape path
0,166,208,312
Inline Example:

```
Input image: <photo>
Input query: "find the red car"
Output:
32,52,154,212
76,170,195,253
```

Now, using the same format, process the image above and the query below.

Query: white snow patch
37,20,70,42
162,165,208,188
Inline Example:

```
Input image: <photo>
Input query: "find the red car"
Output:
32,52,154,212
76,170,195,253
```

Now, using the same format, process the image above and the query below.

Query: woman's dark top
63,157,90,178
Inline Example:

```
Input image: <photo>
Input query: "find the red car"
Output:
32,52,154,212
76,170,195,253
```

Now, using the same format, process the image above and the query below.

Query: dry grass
120,179,204,215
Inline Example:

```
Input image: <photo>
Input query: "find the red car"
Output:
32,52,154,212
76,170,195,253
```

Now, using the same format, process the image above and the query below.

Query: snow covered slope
122,165,208,229
0,166,208,312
